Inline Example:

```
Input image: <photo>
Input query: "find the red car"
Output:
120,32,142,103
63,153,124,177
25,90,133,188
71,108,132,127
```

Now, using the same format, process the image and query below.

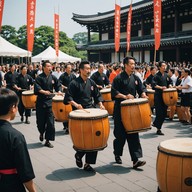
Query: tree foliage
0,25,96,60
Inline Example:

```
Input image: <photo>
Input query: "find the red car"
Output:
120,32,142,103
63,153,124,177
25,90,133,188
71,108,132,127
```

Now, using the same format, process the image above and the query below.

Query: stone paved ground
11,111,192,192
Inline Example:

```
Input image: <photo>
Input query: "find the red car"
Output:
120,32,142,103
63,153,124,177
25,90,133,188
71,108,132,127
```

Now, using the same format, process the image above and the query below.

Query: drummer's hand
98,85,103,89
44,90,51,95
99,104,105,110
176,85,182,90
161,86,167,90
56,91,63,96
141,92,148,99
76,104,83,109
17,87,22,91
126,94,134,99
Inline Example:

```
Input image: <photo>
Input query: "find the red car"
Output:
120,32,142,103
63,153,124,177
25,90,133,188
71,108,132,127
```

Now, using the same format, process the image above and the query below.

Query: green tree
1,25,18,45
17,25,27,50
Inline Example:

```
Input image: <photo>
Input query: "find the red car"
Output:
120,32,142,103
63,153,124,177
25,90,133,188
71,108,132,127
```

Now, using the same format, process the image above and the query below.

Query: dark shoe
64,128,69,135
39,134,44,142
156,130,164,135
115,155,122,164
133,160,146,169
44,141,54,148
25,120,30,124
21,116,24,122
183,121,191,125
75,153,83,168
84,164,96,173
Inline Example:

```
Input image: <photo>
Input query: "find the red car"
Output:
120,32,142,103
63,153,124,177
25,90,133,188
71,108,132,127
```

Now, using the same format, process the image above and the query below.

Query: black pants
113,104,143,162
18,95,31,117
76,151,98,164
0,174,26,192
36,101,55,141
153,93,167,129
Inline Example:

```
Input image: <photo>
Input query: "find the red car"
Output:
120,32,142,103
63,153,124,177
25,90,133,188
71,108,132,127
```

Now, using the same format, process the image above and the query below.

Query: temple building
72,0,192,63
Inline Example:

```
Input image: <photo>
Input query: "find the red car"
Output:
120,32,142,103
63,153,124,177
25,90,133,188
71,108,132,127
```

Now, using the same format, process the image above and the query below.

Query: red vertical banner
126,3,132,52
153,0,162,50
114,4,121,53
0,0,5,32
54,14,59,57
27,0,36,52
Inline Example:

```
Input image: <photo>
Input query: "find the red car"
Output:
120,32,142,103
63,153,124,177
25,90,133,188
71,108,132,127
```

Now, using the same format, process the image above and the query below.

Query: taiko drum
69,108,110,151
157,138,192,192
52,95,72,122
162,88,178,106
22,90,37,109
100,88,114,115
121,98,151,134
146,89,155,107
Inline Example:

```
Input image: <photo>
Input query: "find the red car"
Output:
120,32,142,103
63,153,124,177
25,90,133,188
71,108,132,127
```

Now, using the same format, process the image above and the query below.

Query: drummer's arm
69,100,83,109
38,89,51,95
115,93,134,100
155,85,166,90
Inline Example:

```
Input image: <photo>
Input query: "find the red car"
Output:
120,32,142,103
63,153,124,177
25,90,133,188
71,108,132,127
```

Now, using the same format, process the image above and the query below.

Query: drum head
100,88,111,94
159,138,192,156
163,88,177,92
121,98,148,106
22,90,34,95
52,95,64,101
146,89,155,93
69,108,108,119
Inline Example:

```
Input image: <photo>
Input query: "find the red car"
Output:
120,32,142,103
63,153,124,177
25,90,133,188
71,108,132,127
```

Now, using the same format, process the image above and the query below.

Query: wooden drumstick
82,109,90,113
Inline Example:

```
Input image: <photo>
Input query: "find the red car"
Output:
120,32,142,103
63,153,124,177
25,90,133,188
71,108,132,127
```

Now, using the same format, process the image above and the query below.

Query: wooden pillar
141,13,144,37
174,6,179,36
99,25,102,41
88,25,91,43
176,46,180,63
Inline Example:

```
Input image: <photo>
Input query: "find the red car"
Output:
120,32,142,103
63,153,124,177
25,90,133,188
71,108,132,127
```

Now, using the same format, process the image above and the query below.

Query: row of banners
0,0,161,55
115,0,161,52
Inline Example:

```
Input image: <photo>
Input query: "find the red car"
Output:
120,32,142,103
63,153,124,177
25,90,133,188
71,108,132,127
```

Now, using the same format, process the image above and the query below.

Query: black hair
0,88,19,116
79,61,90,70
42,60,50,68
184,68,191,75
158,61,166,68
123,56,136,65
20,64,27,71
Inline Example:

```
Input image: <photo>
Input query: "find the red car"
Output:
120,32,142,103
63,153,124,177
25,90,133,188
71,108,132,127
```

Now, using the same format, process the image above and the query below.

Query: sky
2,0,141,38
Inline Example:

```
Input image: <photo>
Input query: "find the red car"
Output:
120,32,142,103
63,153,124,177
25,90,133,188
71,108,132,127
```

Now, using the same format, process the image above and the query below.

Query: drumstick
82,109,90,113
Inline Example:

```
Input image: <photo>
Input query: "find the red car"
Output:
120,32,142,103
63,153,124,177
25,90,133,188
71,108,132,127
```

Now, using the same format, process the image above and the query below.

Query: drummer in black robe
111,56,147,169
34,60,62,148
59,63,76,134
64,61,105,173
14,65,34,124
151,61,172,135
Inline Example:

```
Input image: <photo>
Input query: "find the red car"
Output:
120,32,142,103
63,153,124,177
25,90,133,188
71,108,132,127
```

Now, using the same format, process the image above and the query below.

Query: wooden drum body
69,108,110,151
163,88,178,106
100,88,114,115
52,95,72,122
100,88,111,101
176,100,184,121
22,90,37,109
121,98,151,134
157,138,192,192
146,89,155,107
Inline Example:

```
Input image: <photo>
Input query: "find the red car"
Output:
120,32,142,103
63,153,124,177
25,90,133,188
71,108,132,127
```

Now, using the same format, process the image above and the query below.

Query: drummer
151,61,173,135
59,63,76,134
14,65,34,124
111,56,147,169
90,62,111,90
34,60,62,148
64,61,105,173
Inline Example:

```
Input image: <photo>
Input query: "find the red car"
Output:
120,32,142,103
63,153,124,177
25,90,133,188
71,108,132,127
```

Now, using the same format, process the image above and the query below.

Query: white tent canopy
32,46,81,63
0,36,31,57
